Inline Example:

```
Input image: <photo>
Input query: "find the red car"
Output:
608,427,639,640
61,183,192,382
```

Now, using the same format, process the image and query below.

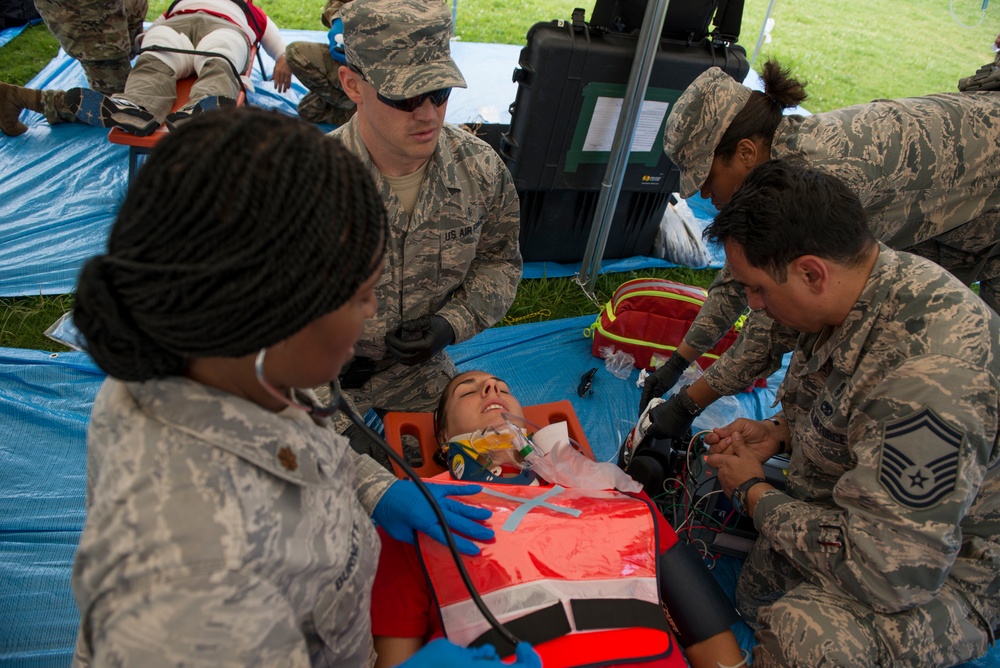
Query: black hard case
500,18,748,262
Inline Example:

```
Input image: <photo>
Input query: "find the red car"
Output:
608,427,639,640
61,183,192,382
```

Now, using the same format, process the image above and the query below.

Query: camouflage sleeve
320,0,346,28
82,572,312,666
436,159,522,344
701,310,798,396
352,450,398,512
753,355,998,613
682,262,749,354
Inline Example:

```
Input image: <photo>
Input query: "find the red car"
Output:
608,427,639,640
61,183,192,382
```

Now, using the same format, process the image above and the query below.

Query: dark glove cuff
676,386,703,417
667,351,692,373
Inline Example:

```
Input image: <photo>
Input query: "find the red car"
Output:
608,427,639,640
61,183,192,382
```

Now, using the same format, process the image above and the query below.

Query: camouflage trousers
331,351,457,470
907,209,1000,315
736,538,995,667
34,0,147,95
284,40,356,125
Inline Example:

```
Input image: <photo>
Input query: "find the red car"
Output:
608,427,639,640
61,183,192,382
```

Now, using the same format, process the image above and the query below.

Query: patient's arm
374,636,423,668
683,630,746,668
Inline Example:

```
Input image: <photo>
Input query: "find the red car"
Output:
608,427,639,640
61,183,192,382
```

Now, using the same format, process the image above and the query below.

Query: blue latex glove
372,481,493,555
327,18,346,64
399,639,541,668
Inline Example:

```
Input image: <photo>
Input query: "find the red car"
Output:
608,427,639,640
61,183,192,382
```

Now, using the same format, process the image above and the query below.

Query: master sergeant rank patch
878,407,963,510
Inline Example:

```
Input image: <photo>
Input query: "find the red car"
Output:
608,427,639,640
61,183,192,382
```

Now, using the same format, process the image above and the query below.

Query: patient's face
439,371,525,440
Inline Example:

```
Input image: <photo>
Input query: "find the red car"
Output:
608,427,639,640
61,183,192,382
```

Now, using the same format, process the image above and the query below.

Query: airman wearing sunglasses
328,0,523,469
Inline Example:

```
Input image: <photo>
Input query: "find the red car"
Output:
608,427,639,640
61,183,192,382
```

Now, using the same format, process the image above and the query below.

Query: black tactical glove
639,352,692,413
958,53,1000,92
647,385,703,440
385,314,455,366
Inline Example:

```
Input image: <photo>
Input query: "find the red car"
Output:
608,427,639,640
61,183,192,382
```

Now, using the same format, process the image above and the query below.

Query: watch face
733,489,747,517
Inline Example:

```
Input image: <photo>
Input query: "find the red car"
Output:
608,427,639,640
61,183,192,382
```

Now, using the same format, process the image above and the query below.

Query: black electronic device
590,0,744,43
499,8,748,262
687,450,789,557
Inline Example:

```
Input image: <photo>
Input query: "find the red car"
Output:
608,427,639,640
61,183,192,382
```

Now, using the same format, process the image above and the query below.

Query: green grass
504,267,718,326
0,23,59,86
740,0,999,111
0,296,74,352
1,0,997,350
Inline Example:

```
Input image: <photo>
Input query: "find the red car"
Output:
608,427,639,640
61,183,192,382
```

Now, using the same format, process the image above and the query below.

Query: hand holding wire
372,481,494,555
705,431,767,497
704,417,781,462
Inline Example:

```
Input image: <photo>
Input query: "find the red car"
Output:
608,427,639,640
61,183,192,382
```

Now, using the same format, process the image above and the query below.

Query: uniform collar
126,377,346,487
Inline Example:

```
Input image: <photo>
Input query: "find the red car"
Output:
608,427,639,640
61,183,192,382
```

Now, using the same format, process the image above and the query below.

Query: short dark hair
704,159,875,281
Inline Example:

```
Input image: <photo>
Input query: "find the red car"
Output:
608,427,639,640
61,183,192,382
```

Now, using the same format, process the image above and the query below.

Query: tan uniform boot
0,82,43,137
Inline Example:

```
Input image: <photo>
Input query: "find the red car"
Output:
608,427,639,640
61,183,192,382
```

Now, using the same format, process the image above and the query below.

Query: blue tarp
4,327,999,667
0,316,779,665
0,32,523,297
0,21,35,49
0,33,790,295
0,348,102,667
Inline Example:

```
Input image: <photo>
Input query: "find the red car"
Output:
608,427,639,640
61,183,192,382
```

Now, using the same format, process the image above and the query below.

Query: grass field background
1,0,997,350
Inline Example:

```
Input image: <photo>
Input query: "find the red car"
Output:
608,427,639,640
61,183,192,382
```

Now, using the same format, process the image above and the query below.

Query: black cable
330,392,521,650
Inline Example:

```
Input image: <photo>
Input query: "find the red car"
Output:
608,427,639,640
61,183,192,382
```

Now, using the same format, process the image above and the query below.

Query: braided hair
74,107,387,381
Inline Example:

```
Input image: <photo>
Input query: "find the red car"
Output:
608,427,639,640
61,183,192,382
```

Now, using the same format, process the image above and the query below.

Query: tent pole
577,0,671,295
749,0,776,68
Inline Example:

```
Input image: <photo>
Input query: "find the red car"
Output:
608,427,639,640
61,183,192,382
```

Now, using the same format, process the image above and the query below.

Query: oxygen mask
445,414,537,485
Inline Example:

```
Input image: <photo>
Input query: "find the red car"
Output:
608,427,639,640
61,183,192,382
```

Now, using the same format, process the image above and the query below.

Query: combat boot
0,82,43,137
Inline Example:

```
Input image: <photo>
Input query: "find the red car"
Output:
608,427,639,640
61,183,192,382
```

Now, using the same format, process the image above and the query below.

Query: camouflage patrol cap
341,0,467,100
663,67,751,198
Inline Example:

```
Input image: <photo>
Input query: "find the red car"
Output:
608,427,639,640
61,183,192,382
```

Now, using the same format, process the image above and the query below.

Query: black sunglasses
376,88,452,112
348,63,452,112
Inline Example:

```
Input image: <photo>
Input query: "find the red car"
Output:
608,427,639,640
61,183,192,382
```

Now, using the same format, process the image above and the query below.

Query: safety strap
470,598,671,657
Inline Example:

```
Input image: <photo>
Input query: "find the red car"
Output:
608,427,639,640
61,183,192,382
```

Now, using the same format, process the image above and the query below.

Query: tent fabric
4,323,999,666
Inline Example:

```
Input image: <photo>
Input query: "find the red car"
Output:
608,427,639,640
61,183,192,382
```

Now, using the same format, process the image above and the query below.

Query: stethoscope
254,349,520,650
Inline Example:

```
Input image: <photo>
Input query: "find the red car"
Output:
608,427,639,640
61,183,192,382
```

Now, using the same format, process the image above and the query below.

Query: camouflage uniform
676,89,1000,396
330,118,522,432
33,0,147,122
72,377,397,666
284,0,356,125
738,245,1000,667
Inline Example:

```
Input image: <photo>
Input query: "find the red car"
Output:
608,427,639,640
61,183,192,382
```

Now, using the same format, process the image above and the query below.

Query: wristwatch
732,477,767,518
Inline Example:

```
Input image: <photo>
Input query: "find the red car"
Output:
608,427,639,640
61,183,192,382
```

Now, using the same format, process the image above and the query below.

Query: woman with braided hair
70,107,539,668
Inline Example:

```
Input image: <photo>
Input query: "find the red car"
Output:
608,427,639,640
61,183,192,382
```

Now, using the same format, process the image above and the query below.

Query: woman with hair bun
639,59,1000,442
71,107,538,668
